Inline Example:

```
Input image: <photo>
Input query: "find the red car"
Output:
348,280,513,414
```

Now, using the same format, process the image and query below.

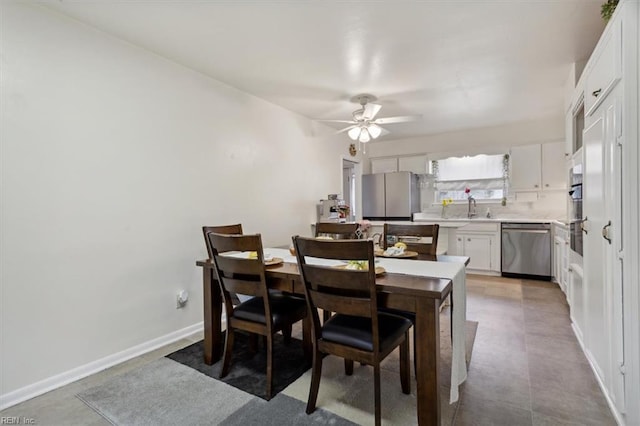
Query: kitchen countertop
368,218,569,227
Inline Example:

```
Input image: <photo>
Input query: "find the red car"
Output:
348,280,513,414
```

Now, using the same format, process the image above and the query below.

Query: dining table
196,248,469,426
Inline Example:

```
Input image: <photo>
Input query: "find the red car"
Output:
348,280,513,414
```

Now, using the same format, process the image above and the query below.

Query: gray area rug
77,357,355,426
78,319,478,425
166,331,310,400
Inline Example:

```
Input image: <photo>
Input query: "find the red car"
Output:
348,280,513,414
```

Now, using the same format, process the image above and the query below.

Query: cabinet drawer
459,222,499,233
585,19,621,116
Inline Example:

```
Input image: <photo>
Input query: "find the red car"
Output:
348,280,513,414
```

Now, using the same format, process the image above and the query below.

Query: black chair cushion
379,307,416,323
232,293,307,329
322,313,412,352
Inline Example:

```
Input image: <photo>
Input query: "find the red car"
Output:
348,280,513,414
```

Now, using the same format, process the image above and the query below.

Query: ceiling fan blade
335,125,358,135
362,103,382,120
379,127,391,137
315,119,357,124
373,115,422,125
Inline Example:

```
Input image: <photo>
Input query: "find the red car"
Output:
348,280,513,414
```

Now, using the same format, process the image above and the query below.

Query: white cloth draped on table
266,247,468,404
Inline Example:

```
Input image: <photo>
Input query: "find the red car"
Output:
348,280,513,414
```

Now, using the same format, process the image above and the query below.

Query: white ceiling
41,0,605,141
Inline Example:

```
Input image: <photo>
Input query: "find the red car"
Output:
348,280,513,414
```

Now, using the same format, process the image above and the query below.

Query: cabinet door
371,158,398,173
569,264,585,344
553,236,563,282
510,144,542,191
460,234,492,271
398,155,427,174
542,142,567,190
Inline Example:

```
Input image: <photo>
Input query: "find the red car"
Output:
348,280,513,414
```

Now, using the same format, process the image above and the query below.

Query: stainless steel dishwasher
501,222,551,279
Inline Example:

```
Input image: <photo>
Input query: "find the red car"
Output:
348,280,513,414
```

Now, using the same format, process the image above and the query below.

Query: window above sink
432,153,508,203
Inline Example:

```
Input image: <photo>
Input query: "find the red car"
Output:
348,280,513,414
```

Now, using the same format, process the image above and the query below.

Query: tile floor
0,275,616,425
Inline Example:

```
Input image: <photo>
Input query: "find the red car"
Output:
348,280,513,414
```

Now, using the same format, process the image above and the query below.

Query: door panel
583,114,608,383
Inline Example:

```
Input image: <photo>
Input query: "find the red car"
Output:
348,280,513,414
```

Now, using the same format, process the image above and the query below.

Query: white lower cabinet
569,263,585,345
552,223,569,295
453,223,500,273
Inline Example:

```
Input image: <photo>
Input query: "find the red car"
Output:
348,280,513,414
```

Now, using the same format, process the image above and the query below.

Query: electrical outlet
176,290,188,309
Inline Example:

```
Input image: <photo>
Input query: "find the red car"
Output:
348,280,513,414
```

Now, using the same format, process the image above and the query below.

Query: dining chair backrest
314,222,359,240
383,223,440,260
202,224,243,258
293,236,380,351
207,232,270,308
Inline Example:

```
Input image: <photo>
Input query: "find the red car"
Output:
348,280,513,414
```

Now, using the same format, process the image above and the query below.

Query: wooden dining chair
381,223,453,370
203,224,245,305
314,222,359,239
382,223,440,261
293,236,411,426
208,232,309,400
202,224,243,258
315,222,360,322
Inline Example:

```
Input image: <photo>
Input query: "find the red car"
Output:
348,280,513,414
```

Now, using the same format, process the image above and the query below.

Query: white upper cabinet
372,155,427,174
510,144,542,191
510,142,566,191
370,157,398,174
398,155,428,174
585,18,622,117
541,142,567,190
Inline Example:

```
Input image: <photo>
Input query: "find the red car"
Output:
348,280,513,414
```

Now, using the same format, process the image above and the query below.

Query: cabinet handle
545,184,549,187
602,220,612,244
534,184,539,188
581,216,588,234
467,238,471,242
592,88,602,97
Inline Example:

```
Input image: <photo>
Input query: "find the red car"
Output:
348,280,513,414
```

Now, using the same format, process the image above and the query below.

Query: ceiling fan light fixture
359,128,371,143
368,123,382,139
347,127,361,140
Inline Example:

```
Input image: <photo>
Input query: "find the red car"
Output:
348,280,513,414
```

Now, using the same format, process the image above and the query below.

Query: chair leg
344,359,354,376
266,334,273,401
400,332,411,395
374,364,381,426
220,328,235,378
282,324,292,344
322,310,331,324
306,348,323,415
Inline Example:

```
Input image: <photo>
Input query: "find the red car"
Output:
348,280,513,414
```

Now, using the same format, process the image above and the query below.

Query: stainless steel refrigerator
362,172,420,220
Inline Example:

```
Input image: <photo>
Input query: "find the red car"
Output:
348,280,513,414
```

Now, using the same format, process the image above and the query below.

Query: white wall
0,2,356,400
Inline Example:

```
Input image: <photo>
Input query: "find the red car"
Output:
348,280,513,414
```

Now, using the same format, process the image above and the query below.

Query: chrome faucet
468,196,477,218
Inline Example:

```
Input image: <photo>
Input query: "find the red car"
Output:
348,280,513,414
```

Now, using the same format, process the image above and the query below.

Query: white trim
0,322,204,410
584,347,627,426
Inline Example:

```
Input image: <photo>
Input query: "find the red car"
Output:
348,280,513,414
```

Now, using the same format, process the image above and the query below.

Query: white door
583,115,608,382
342,160,356,222
603,95,625,411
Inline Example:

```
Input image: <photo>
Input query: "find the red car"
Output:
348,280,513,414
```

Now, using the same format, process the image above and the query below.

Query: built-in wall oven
569,159,583,256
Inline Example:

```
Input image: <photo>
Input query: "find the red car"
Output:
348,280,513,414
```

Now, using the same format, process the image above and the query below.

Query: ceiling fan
317,94,422,143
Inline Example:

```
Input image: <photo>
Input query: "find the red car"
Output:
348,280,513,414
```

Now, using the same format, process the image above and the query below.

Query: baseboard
572,323,625,426
583,349,626,426
0,322,204,411
465,269,501,276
